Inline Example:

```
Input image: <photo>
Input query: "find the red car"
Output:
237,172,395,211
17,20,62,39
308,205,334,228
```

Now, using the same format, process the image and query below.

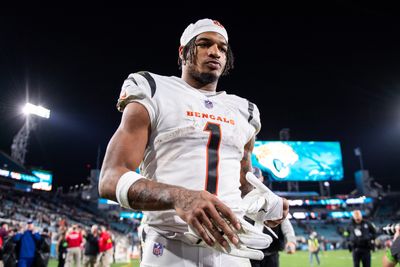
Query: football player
99,18,289,267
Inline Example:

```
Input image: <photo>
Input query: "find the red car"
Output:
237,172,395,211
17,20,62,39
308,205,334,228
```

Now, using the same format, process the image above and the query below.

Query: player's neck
181,73,218,92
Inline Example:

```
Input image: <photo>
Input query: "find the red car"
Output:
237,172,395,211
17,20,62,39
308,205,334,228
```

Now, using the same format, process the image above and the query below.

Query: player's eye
196,42,209,48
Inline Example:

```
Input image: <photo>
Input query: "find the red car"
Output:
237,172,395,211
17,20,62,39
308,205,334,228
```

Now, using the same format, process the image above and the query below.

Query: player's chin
196,71,220,84
212,67,224,76
207,70,223,81
209,72,222,80
202,65,223,76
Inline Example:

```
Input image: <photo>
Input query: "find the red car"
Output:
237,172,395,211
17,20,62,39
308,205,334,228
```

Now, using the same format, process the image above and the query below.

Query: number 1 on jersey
204,122,221,194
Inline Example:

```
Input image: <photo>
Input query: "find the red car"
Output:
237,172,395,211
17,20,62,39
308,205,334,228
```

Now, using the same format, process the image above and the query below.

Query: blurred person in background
249,167,297,267
33,228,51,267
308,231,320,267
13,221,41,267
96,226,112,267
56,231,68,267
0,230,3,267
347,210,376,267
82,225,99,267
2,228,17,267
250,218,296,267
0,224,8,242
65,225,83,267
76,226,84,263
383,225,400,267
0,223,9,267
0,233,3,267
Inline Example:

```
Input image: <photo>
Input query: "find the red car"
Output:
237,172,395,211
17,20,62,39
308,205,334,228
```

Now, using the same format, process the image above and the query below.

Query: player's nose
208,44,221,58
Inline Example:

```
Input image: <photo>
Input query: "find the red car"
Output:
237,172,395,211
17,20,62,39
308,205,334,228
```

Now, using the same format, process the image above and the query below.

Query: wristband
115,171,144,209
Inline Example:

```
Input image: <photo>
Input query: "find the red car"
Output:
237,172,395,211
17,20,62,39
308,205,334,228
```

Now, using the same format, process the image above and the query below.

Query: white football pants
140,227,251,267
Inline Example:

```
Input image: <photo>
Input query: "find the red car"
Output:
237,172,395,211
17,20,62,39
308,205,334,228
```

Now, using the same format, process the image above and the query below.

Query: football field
279,249,385,267
49,249,386,267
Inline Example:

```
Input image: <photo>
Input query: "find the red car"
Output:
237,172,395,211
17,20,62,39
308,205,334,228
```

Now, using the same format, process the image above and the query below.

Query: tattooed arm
99,102,240,248
239,136,255,198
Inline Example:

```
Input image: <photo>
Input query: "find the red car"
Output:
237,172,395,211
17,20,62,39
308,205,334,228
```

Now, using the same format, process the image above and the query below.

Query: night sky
1,4,400,194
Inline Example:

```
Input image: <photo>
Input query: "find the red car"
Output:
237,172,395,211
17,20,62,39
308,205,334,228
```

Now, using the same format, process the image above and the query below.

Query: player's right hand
184,215,272,260
174,189,241,249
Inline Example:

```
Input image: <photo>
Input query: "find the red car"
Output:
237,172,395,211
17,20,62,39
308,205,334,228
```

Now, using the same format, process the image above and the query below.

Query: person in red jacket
0,234,3,267
65,225,83,267
0,223,9,267
96,227,113,267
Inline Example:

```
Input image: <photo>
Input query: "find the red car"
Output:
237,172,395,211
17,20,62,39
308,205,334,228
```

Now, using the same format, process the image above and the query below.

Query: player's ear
178,46,184,61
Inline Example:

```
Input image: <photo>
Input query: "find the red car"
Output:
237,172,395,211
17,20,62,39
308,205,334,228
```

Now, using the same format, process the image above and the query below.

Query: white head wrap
180,18,228,46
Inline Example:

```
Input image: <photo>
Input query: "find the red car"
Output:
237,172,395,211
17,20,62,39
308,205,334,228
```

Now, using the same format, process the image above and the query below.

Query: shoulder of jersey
225,93,259,117
224,93,261,133
224,93,254,108
118,71,174,111
123,71,168,98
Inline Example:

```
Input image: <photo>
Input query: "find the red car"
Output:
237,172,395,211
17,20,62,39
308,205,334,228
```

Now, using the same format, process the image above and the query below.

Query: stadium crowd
0,185,139,267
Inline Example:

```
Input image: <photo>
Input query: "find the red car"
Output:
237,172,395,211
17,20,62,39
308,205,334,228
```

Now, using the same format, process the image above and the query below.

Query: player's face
184,32,228,83
27,223,34,231
353,210,362,223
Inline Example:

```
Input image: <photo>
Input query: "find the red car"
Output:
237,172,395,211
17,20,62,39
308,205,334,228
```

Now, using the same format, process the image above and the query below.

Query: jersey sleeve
116,71,157,124
230,95,262,142
248,101,261,135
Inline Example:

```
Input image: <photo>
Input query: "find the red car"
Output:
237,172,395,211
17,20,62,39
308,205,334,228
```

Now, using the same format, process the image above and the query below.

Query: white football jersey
117,72,261,232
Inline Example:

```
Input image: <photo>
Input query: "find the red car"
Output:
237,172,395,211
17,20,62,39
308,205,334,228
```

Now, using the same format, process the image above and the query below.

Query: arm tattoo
175,190,197,211
128,179,198,212
240,155,253,197
128,179,178,211
240,137,255,198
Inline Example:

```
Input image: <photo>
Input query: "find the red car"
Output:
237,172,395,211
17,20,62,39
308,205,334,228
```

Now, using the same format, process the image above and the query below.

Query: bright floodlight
22,103,50,119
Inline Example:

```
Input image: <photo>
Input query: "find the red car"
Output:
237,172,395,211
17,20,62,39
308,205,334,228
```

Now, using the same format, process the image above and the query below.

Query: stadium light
22,103,50,119
11,102,51,164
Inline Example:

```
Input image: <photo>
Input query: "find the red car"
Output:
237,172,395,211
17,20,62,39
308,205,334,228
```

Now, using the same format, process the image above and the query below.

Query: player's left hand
264,198,289,228
240,172,289,228
285,241,296,254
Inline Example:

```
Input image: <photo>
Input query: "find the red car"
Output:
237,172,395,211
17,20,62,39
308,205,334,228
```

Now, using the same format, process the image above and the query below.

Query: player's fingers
245,172,268,193
191,219,214,247
208,203,240,245
198,210,228,249
214,202,241,230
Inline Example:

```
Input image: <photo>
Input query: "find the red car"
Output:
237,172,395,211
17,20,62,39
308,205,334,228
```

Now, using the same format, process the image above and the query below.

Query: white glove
183,216,272,260
240,172,283,222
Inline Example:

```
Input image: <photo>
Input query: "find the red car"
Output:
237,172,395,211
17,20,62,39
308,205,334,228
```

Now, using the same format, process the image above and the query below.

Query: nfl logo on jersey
152,242,164,257
204,99,213,109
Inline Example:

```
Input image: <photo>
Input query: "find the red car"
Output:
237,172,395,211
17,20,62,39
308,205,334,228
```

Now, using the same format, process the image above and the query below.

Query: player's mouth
205,60,221,70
